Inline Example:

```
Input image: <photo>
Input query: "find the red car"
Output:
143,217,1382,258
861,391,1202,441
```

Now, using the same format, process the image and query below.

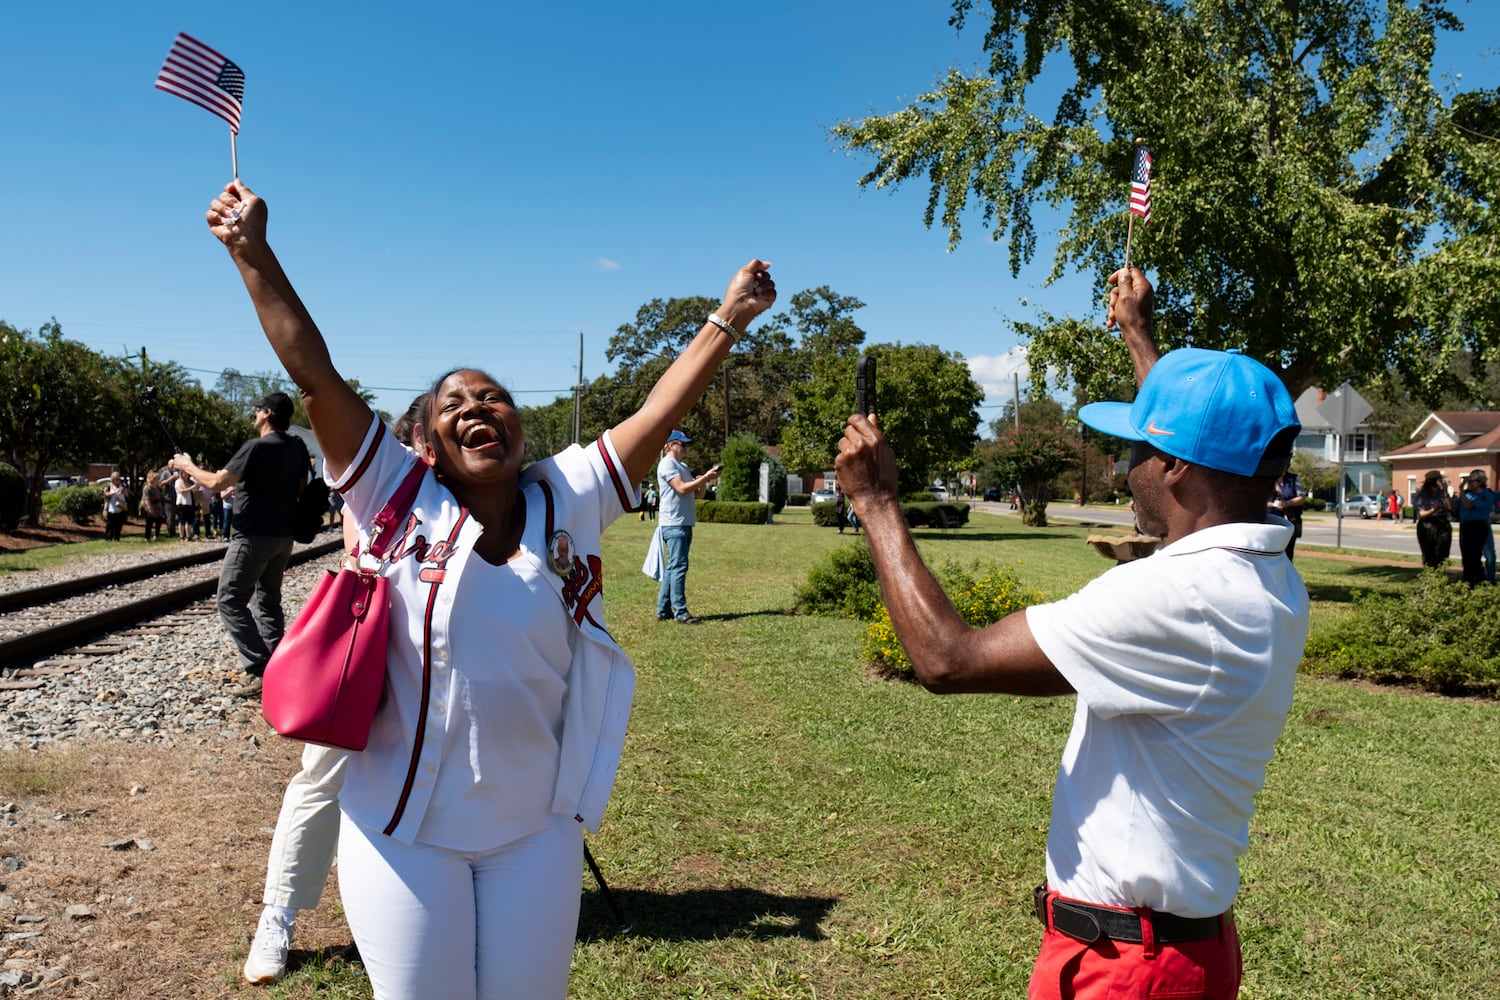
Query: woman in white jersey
204,178,775,999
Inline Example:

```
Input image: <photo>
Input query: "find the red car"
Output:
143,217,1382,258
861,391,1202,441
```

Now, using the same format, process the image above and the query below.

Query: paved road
971,503,1422,558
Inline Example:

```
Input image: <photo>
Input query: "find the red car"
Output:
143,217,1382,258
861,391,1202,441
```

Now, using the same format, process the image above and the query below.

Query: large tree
782,342,983,490
0,320,114,525
832,0,1500,405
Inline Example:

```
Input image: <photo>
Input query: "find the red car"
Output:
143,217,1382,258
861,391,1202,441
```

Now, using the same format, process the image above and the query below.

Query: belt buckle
1032,883,1048,925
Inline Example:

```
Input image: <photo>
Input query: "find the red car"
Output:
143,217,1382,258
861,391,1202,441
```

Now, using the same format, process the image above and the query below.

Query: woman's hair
392,392,430,448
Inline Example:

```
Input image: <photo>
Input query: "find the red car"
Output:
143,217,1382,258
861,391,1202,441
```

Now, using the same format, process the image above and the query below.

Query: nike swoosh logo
1146,422,1175,435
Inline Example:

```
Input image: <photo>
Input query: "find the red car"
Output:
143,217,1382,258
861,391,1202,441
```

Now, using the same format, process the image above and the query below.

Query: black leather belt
1033,884,1222,945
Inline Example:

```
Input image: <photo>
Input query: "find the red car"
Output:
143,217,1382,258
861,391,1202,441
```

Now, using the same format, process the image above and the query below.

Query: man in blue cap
655,429,720,623
836,269,1308,1000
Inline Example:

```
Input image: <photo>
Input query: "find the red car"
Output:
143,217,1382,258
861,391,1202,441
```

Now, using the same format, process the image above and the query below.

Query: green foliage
833,1,1500,406
694,500,771,524
1303,570,1500,695
902,502,971,528
764,451,788,513
50,485,104,525
519,396,579,459
1290,449,1341,496
0,462,23,532
863,560,1045,675
990,420,1081,526
793,539,882,620
810,500,840,527
788,492,810,507
782,343,983,488
716,433,767,502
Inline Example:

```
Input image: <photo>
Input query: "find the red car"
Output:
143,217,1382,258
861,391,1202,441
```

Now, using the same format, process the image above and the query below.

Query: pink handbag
261,461,427,750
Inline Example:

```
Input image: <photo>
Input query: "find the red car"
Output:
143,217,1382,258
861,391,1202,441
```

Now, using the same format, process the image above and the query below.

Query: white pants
337,812,582,1000
264,743,347,910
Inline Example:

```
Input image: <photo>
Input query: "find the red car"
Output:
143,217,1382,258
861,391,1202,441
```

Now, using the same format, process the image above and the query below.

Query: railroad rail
0,538,343,670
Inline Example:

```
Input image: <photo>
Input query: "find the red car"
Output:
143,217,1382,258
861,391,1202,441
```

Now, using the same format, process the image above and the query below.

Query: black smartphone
856,353,877,416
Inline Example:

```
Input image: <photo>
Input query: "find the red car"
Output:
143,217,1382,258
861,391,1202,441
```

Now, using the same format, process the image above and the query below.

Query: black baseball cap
252,392,294,426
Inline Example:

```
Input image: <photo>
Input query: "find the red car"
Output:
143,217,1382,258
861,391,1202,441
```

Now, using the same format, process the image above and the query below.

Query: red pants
1028,889,1241,1000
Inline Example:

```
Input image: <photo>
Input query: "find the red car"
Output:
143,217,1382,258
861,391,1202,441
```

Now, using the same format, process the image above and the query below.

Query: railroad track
0,538,343,674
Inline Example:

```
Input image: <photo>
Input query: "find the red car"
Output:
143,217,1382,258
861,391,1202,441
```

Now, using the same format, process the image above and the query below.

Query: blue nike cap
1078,348,1300,478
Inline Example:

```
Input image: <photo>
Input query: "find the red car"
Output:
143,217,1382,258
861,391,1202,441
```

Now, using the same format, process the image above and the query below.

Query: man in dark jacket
172,391,308,696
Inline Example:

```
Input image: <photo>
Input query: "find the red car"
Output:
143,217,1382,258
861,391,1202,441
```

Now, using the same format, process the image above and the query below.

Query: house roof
1381,411,1500,462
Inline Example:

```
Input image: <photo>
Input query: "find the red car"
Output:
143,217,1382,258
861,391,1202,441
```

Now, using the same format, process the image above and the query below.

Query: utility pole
572,333,584,445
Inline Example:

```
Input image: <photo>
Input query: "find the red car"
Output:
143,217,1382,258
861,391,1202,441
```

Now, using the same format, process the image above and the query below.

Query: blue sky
3,2,1497,429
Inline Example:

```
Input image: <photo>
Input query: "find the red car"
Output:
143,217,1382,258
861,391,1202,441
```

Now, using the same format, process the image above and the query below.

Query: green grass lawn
20,510,1500,997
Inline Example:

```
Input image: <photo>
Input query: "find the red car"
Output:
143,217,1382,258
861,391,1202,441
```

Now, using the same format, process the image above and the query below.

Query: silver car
1338,494,1380,518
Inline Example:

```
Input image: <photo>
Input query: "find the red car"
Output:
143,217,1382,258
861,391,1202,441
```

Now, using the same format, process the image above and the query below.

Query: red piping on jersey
595,437,634,512
336,427,385,495
383,506,469,836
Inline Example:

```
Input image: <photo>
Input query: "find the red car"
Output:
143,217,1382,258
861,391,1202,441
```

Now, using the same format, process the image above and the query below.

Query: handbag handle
360,461,428,562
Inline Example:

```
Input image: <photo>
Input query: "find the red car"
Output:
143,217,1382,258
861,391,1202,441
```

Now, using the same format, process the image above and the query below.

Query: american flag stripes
1129,145,1152,224
154,33,244,134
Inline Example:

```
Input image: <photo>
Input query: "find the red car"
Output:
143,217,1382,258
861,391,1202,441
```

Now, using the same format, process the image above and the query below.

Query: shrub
811,500,840,526
1305,498,1328,512
1302,569,1500,696
903,502,970,529
51,485,104,525
716,433,767,503
793,540,882,620
788,492,811,507
862,561,1045,676
696,500,771,524
0,463,23,533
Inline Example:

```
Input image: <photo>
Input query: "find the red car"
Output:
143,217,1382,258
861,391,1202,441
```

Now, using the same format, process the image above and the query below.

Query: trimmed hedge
813,500,971,529
696,500,772,524
789,492,811,508
0,463,23,533
44,484,105,525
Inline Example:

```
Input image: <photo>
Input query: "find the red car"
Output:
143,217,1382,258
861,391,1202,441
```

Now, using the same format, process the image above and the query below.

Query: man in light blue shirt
655,430,720,624
1457,469,1496,586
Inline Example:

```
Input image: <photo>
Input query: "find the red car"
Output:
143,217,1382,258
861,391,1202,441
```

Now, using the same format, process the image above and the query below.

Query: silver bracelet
706,312,741,342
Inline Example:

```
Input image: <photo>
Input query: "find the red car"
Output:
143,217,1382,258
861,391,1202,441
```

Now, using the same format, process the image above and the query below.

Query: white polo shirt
1025,519,1308,918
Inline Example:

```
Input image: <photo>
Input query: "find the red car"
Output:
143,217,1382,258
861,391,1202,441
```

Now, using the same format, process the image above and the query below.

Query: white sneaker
243,908,293,984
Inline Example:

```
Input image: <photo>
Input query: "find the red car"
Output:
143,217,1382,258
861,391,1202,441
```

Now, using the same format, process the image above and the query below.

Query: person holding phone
655,430,719,624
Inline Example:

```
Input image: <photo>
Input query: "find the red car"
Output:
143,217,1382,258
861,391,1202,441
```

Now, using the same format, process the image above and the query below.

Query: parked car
924,485,951,502
810,488,837,505
983,487,1002,502
1337,494,1380,518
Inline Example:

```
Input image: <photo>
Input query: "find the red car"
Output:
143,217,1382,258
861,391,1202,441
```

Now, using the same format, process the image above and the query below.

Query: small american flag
154,33,244,134
1129,145,1152,224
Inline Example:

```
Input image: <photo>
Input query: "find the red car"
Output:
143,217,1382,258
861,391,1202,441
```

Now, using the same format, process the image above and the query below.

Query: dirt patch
0,520,107,553
0,729,360,998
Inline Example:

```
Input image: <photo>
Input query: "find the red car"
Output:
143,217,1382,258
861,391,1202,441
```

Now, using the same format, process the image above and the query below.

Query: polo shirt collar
1157,518,1294,558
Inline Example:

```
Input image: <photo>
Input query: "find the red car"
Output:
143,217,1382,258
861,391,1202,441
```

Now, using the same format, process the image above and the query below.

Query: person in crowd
140,473,167,541
1374,490,1386,521
204,177,773,999
103,471,129,542
835,484,850,533
209,489,225,539
1268,470,1305,560
243,394,429,986
173,470,198,542
638,483,658,521
836,268,1306,1000
1456,469,1495,586
171,390,310,698
1388,490,1402,523
655,430,720,624
220,484,235,540
1413,471,1455,570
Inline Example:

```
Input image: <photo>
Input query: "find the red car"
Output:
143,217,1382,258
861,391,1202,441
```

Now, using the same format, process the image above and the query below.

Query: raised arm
1107,267,1160,386
834,415,1072,696
207,180,372,478
610,260,777,485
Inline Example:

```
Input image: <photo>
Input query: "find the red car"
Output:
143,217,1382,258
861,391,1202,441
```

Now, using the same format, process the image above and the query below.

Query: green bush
695,500,771,524
0,463,23,533
50,485,104,525
716,433,767,503
862,561,1045,676
1305,498,1328,512
788,492,811,507
903,502,970,529
765,453,788,514
793,540,882,620
1303,569,1500,696
811,500,840,526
